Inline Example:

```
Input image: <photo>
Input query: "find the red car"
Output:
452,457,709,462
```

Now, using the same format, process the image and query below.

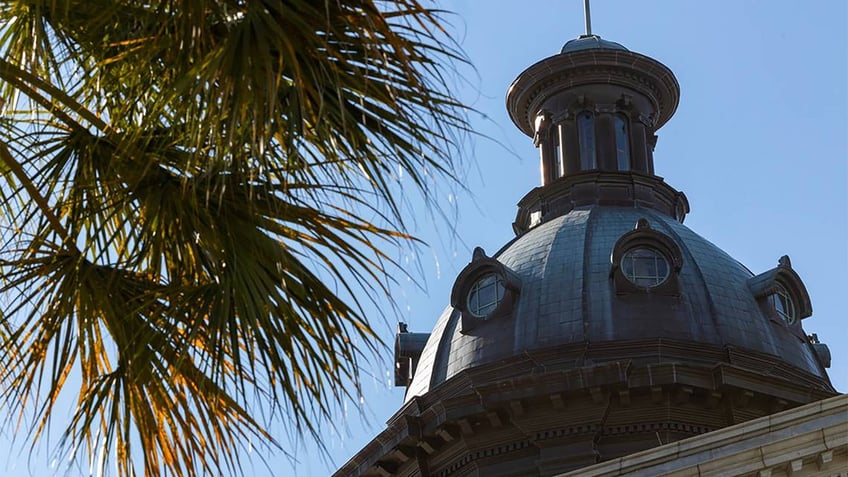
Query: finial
583,0,593,36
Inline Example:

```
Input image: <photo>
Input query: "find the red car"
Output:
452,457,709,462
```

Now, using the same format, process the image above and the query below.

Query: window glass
577,111,596,170
615,114,631,171
622,247,669,287
555,141,563,178
770,284,796,324
467,273,505,318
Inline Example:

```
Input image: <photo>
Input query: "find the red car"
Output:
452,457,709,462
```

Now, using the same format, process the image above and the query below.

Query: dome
406,206,831,400
560,34,628,53
338,19,837,477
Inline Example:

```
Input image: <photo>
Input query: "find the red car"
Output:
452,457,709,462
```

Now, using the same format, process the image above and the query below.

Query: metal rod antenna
583,0,592,36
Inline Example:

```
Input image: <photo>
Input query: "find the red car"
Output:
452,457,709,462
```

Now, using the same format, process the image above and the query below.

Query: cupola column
534,110,560,185
647,134,658,175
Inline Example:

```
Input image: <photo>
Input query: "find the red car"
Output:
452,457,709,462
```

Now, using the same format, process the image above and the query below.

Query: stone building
335,29,845,477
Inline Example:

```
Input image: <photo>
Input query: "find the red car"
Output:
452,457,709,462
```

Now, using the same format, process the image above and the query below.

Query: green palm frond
0,1,470,475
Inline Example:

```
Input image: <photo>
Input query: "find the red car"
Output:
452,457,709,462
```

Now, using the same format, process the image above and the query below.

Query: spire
583,0,593,36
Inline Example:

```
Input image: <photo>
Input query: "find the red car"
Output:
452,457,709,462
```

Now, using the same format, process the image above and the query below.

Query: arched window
746,255,813,333
769,283,796,324
577,111,596,170
615,114,631,171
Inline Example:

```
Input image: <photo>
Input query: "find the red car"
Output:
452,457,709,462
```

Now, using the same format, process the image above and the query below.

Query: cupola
507,31,688,233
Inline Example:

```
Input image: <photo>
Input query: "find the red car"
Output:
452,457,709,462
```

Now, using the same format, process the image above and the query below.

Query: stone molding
512,171,689,234
507,49,680,138
554,394,848,477
334,340,837,477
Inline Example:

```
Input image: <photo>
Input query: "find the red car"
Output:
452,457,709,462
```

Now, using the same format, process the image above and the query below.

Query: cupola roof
560,34,628,53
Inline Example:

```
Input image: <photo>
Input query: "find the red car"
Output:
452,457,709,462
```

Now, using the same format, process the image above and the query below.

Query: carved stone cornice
507,49,680,138
333,340,836,477
512,171,690,234
557,394,848,477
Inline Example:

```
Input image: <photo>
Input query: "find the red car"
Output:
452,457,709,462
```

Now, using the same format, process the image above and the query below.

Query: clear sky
2,1,845,476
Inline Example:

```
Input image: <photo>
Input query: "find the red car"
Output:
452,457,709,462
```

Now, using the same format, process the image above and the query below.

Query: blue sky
2,1,845,476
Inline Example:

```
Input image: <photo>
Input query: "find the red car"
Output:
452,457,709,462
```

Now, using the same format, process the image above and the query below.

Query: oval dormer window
452,247,521,333
621,247,670,288
467,272,506,318
611,219,682,295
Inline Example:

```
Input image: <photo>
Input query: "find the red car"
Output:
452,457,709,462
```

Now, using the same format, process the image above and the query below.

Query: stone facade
556,394,847,477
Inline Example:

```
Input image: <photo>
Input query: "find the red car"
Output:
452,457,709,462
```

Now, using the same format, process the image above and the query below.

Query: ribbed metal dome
406,206,830,400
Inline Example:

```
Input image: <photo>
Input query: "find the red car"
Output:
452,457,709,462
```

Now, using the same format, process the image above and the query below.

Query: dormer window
747,256,812,333
467,273,506,318
577,111,596,170
621,247,669,288
610,218,683,296
452,247,522,333
769,283,796,324
615,114,631,171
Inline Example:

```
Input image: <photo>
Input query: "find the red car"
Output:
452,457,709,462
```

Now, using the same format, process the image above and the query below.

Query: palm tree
0,1,468,475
